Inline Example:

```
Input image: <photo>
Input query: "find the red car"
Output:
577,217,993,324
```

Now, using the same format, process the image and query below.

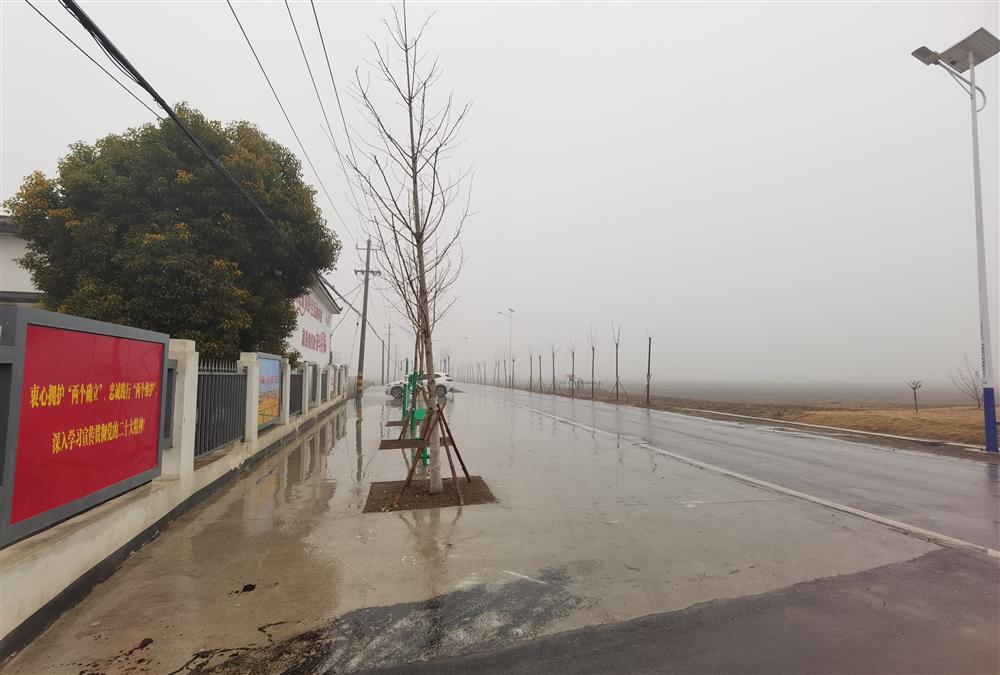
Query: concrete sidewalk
4,390,994,673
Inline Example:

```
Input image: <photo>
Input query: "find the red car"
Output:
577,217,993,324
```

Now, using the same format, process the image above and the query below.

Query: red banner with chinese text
10,325,164,524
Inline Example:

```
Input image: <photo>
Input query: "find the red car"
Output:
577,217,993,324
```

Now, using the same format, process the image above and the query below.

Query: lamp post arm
936,61,988,111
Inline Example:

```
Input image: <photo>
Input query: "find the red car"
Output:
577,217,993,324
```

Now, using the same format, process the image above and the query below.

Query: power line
319,275,383,345
309,0,361,170
59,0,332,306
283,0,338,160
24,0,162,120
225,0,350,236
284,0,365,253
330,283,364,334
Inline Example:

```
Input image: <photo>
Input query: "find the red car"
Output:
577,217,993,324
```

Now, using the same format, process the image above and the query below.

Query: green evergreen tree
4,104,340,358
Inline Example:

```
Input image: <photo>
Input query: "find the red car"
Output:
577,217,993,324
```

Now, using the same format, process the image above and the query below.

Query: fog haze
2,1,997,386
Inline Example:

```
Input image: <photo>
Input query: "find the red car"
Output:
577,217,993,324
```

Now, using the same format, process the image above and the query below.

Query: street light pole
913,28,999,452
966,52,997,452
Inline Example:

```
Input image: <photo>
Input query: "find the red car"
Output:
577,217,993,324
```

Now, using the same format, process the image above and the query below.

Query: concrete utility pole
354,238,380,399
645,336,652,407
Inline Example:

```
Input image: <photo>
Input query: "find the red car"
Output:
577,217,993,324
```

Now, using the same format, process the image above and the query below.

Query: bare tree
908,379,922,413
550,344,559,394
346,2,472,493
950,355,983,408
611,322,629,402
569,338,577,398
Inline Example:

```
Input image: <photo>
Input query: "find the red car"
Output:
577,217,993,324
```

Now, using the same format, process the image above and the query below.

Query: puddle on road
167,567,580,674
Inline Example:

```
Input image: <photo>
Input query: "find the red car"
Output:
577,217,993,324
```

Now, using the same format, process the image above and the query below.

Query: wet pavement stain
168,567,580,674
75,637,154,674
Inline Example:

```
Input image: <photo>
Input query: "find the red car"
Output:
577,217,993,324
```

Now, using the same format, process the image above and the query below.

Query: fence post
280,357,291,425
302,362,313,416
162,339,198,493
238,352,260,446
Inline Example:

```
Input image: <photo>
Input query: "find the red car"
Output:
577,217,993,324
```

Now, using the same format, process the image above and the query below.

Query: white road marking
674,407,983,451
481,392,1000,559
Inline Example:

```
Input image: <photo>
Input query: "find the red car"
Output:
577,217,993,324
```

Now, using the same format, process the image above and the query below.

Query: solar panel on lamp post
912,28,1000,452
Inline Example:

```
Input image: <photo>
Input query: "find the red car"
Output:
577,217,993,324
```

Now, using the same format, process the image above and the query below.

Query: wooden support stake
438,408,470,482
444,443,463,506
393,407,439,507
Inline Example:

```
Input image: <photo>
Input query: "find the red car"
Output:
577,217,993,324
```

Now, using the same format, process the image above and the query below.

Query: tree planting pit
363,476,497,513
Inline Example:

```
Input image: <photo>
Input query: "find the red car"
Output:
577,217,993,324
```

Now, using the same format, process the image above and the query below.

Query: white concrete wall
0,344,350,644
0,234,35,293
290,284,337,364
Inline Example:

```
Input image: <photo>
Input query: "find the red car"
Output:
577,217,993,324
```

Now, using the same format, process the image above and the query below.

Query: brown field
787,407,990,446
502,383,995,449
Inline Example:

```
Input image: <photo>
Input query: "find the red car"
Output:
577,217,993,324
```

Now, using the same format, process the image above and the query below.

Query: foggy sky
2,1,998,385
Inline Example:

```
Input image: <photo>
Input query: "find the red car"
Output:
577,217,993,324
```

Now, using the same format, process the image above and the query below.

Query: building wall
0,340,351,653
290,284,338,364
0,234,36,295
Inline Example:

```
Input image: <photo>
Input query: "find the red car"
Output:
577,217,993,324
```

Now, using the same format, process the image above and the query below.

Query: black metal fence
290,369,303,415
195,359,246,457
163,359,177,448
321,370,329,402
309,365,318,405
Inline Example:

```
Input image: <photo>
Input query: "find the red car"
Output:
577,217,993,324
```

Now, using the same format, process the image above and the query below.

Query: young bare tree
611,322,629,402
908,379,922,413
950,355,983,408
347,3,472,493
569,338,577,398
550,344,559,394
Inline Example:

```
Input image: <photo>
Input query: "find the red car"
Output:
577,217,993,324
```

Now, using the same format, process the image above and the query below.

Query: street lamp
497,308,514,387
912,27,1000,452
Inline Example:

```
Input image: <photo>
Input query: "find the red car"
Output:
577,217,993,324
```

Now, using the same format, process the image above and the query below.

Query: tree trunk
590,347,594,401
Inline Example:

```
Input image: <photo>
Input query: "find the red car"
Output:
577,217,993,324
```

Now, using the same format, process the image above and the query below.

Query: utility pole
645,335,652,407
354,238,380,399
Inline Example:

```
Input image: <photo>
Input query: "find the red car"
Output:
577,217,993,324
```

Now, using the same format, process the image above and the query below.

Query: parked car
385,372,454,398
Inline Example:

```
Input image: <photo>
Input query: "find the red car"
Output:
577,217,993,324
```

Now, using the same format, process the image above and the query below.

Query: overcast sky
2,1,998,385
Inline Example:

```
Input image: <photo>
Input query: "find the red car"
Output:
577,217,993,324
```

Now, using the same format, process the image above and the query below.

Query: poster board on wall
0,307,169,548
257,354,281,430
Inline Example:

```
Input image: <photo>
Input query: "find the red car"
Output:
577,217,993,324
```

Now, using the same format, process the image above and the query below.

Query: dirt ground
786,407,987,445
363,476,497,513
506,385,995,449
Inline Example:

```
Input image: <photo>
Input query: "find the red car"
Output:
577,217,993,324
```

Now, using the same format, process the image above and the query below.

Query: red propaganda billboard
1,307,168,547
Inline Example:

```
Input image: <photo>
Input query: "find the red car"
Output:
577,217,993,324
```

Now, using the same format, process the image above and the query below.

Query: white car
385,372,455,399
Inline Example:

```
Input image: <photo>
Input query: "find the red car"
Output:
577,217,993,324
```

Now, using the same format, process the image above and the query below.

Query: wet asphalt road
372,547,999,675
6,391,997,674
474,385,1000,549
